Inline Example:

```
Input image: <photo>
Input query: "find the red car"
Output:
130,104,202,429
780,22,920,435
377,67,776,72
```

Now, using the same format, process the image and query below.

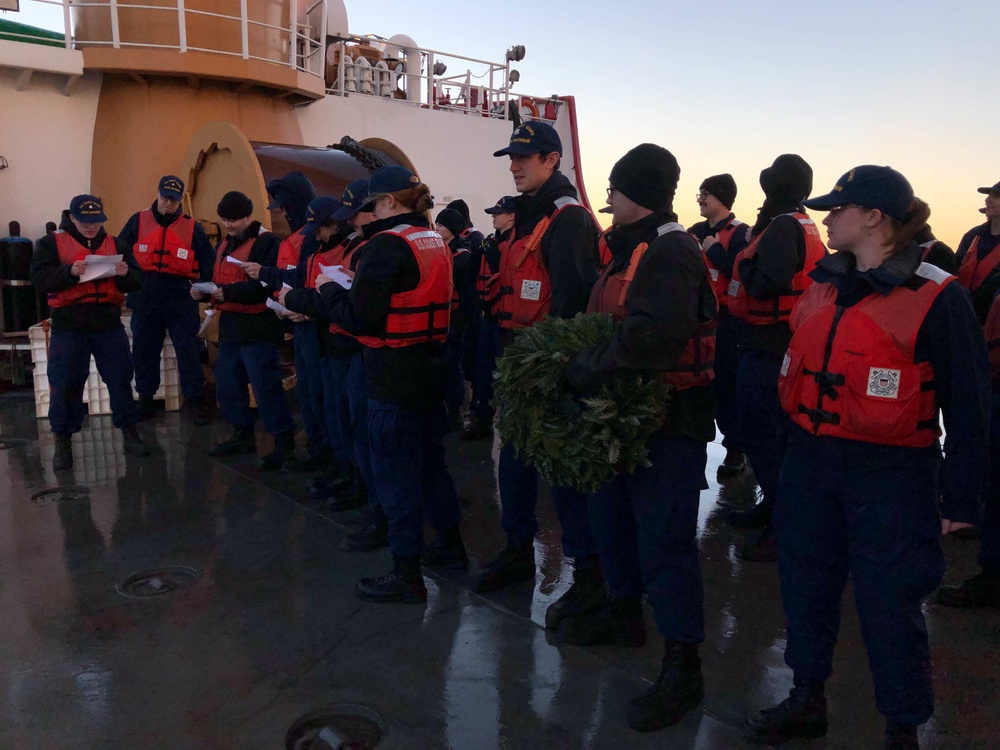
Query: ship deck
0,390,995,749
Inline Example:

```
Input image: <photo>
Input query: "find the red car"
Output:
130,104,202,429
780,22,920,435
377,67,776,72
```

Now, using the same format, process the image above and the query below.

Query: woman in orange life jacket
461,195,516,441
317,165,465,604
29,194,149,470
688,173,752,479
433,206,478,430
724,154,827,563
745,166,990,749
561,143,718,733
191,191,296,470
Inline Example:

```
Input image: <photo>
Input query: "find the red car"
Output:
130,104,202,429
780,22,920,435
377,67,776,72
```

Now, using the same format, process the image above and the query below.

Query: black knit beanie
760,154,813,202
446,199,471,223
217,191,254,220
609,144,680,211
435,208,467,237
700,174,737,210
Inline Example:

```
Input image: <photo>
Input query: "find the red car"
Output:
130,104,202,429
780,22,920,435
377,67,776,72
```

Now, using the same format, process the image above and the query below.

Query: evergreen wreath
493,313,672,493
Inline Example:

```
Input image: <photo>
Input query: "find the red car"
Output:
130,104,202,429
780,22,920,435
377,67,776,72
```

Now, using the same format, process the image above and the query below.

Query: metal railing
8,0,326,76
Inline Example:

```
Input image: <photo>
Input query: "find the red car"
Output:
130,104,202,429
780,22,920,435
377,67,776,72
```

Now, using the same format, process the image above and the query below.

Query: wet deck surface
0,391,997,749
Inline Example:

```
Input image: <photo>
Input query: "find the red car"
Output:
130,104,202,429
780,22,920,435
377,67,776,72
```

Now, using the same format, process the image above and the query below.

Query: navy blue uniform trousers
978,384,1000,571
292,321,327,448
737,349,788,511
48,326,139,434
215,341,295,436
319,355,351,464
130,305,204,402
367,399,460,557
348,354,379,509
470,316,503,421
713,315,742,451
498,441,596,560
588,435,707,643
775,428,945,725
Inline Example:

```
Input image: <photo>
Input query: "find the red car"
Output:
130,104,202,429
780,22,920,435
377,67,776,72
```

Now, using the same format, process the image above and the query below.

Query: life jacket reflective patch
586,223,716,391
212,227,270,314
728,212,826,325
133,209,198,278
354,225,453,348
957,235,1000,292
494,196,586,330
778,263,953,447
49,231,125,309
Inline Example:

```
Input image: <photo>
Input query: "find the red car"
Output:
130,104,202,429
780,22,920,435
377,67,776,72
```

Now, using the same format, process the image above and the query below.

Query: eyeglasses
606,187,615,198
696,191,711,200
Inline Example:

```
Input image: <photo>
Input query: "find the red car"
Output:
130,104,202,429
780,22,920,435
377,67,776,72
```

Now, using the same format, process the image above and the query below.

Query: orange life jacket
597,228,613,269
982,292,1000,380
212,229,270,314
322,234,366,339
587,222,716,391
919,239,939,262
956,235,1000,292
476,232,510,308
354,225,453,348
48,231,125,309
727,212,826,324
305,233,356,291
275,231,306,272
702,218,747,314
494,197,589,330
133,209,198,278
778,263,952,447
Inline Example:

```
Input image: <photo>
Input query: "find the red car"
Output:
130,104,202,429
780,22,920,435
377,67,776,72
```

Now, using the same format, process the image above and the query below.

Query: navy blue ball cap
158,175,185,200
493,120,562,158
299,196,342,235
265,178,286,210
69,194,108,223
332,178,371,221
802,165,915,220
358,166,421,210
977,181,1000,195
484,195,516,215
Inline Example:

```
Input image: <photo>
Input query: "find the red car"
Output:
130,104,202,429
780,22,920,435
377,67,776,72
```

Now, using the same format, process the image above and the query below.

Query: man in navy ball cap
30,194,148,469
119,174,215,425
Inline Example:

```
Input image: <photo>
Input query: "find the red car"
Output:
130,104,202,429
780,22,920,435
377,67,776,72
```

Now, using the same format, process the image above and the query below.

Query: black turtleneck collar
811,242,924,296
514,171,578,236
150,201,182,228
605,208,678,271
65,223,109,251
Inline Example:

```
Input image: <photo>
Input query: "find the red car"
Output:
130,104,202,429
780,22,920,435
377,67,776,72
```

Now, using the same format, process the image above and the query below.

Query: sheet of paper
225,255,243,266
318,264,353,289
78,254,123,284
191,281,219,294
197,308,215,336
266,298,290,316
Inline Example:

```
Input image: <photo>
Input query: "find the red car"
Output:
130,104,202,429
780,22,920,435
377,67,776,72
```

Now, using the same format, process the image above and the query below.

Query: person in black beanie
434,207,478,428
689,173,752,478
723,155,827,561
191,191,296,469
558,143,718,732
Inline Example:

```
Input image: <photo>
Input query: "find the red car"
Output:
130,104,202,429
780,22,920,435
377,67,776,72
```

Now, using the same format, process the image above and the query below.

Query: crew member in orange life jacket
911,225,957,274
243,171,329,472
724,154,827,563
745,166,989,749
955,180,1000,323
473,121,603,625
191,191,296,469
318,165,466,604
29,194,149,470
434,207,478,428
562,144,718,733
462,195,516,441
688,173,751,479
119,175,215,425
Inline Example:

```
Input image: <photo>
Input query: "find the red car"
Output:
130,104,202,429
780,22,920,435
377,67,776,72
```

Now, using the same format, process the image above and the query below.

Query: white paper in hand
225,255,243,266
266,298,290,316
192,281,220,294
78,254,123,283
318,264,353,289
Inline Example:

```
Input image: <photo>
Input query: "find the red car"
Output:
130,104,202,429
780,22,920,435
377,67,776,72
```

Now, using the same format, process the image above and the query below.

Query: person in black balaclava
559,143,719,734
723,155,827,562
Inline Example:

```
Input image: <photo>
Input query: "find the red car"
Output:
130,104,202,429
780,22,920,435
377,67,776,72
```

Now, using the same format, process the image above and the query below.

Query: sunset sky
14,0,1000,247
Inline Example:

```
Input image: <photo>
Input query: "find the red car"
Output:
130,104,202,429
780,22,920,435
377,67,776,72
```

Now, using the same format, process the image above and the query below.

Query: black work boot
308,461,354,497
557,596,646,647
52,434,73,471
727,499,772,529
209,427,256,457
935,570,1000,608
423,525,469,570
283,443,329,473
340,507,389,552
740,527,778,563
122,425,151,457
459,415,492,441
327,476,368,512
885,720,920,749
627,640,704,732
745,674,828,744
137,394,157,421
717,448,746,478
355,555,427,604
545,556,608,630
471,538,535,593
259,430,295,471
184,396,212,427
